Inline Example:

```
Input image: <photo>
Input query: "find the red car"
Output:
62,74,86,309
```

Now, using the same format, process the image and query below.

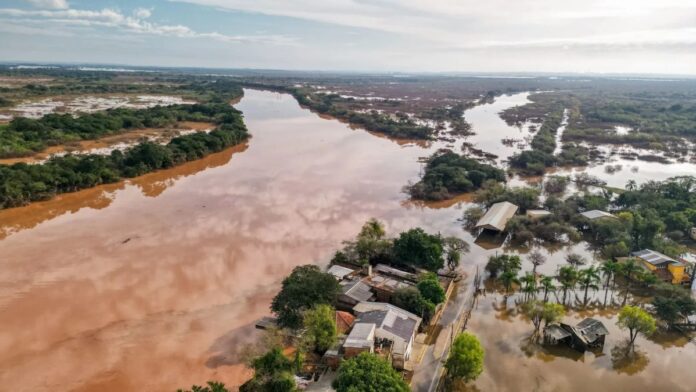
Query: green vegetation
240,347,297,392
332,352,409,392
417,273,446,305
177,381,230,392
0,110,248,209
392,227,445,271
617,305,656,351
270,265,340,330
302,304,338,353
445,332,484,384
294,90,432,139
392,286,436,323
407,150,506,201
1,103,230,158
521,300,566,333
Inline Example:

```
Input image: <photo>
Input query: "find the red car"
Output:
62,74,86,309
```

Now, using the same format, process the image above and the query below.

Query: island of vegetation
406,149,506,201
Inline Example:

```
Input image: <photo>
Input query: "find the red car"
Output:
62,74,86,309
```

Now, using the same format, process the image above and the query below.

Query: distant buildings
631,249,690,286
526,209,551,219
475,201,519,232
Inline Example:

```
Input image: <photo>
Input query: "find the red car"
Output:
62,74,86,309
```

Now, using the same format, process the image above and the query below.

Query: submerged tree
239,347,297,392
392,227,444,271
522,300,565,333
520,272,538,300
443,236,469,271
557,266,578,304
178,382,229,392
565,253,586,269
528,250,547,275
578,266,601,305
600,260,620,289
617,305,656,351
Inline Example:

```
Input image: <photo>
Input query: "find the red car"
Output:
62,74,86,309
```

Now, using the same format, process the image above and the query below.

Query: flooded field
0,95,195,119
0,89,693,391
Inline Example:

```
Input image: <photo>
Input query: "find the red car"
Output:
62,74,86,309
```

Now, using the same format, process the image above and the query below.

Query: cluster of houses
258,262,453,372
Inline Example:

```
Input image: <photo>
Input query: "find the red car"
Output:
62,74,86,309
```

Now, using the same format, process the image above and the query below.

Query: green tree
445,332,485,383
178,381,229,392
303,304,337,353
417,273,446,305
522,300,565,332
499,270,520,295
539,275,556,302
485,254,521,278
392,287,435,322
565,253,586,269
600,260,620,289
332,352,409,392
617,305,656,351
443,236,469,271
392,228,444,271
271,265,340,329
652,284,696,326
578,266,601,305
239,348,297,392
520,272,538,299
557,266,578,304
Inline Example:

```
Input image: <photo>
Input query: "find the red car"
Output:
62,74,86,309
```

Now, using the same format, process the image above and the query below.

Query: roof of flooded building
527,209,551,218
364,274,414,293
544,324,571,340
327,265,356,280
632,249,683,266
373,264,417,282
580,210,617,220
475,201,519,232
353,302,422,349
340,279,375,303
575,318,609,342
344,323,376,349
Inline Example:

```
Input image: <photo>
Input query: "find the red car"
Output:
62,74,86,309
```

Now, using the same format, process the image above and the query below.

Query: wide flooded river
0,89,693,392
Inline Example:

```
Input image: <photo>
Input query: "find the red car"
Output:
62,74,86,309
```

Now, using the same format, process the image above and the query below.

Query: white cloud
172,0,696,50
25,0,68,9
133,8,152,19
0,7,296,45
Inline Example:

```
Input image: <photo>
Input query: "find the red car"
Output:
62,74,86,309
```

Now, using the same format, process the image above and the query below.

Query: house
373,264,418,283
580,210,616,220
335,311,356,335
363,273,414,302
343,323,376,358
632,249,689,285
544,318,608,352
527,209,551,219
338,279,375,309
327,264,358,281
475,201,518,232
352,302,422,369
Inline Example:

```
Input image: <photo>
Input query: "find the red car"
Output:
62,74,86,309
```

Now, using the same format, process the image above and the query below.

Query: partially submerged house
580,210,617,221
475,201,519,232
631,249,690,285
544,318,609,352
352,302,422,369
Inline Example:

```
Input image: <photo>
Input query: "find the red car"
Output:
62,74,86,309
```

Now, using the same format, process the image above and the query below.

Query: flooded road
0,89,692,392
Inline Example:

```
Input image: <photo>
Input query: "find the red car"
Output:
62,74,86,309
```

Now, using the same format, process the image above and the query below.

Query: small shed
527,209,551,219
475,201,519,232
543,324,571,344
559,318,609,351
343,323,376,358
580,210,616,220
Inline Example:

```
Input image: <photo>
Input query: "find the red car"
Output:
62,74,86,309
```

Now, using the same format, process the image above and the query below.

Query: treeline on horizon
0,103,249,209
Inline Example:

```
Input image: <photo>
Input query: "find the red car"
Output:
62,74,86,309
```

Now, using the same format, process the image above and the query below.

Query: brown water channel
0,89,692,391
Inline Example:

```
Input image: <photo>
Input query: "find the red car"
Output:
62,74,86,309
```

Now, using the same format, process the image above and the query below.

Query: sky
1,0,696,74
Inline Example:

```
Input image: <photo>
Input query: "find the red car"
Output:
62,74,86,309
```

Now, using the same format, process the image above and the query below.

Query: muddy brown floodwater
0,89,501,391
1,89,693,392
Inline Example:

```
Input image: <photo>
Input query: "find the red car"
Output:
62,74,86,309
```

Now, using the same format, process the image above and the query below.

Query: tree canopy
239,347,296,392
392,228,444,271
617,305,656,349
445,332,485,383
332,352,409,392
270,265,340,330
302,304,338,353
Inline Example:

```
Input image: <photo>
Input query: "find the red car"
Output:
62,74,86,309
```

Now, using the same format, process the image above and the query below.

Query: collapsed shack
543,318,609,352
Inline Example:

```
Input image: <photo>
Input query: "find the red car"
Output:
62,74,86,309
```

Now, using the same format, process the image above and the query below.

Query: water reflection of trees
0,144,245,240
611,340,650,375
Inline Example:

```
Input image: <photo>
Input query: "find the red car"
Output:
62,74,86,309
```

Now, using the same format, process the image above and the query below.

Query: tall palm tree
520,272,538,300
539,275,556,303
619,258,641,305
557,266,578,305
500,270,520,295
626,179,637,191
600,260,619,289
578,266,601,305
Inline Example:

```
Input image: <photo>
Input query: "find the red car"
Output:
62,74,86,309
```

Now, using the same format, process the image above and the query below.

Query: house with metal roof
631,249,689,285
475,201,519,232
544,318,608,352
580,210,617,220
327,265,357,281
527,209,551,219
343,323,375,358
353,302,422,369
338,279,375,308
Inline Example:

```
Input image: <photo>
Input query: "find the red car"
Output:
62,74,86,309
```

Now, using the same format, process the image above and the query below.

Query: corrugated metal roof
580,210,616,220
475,201,519,232
344,323,375,348
632,249,683,266
327,265,356,280
341,280,375,302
